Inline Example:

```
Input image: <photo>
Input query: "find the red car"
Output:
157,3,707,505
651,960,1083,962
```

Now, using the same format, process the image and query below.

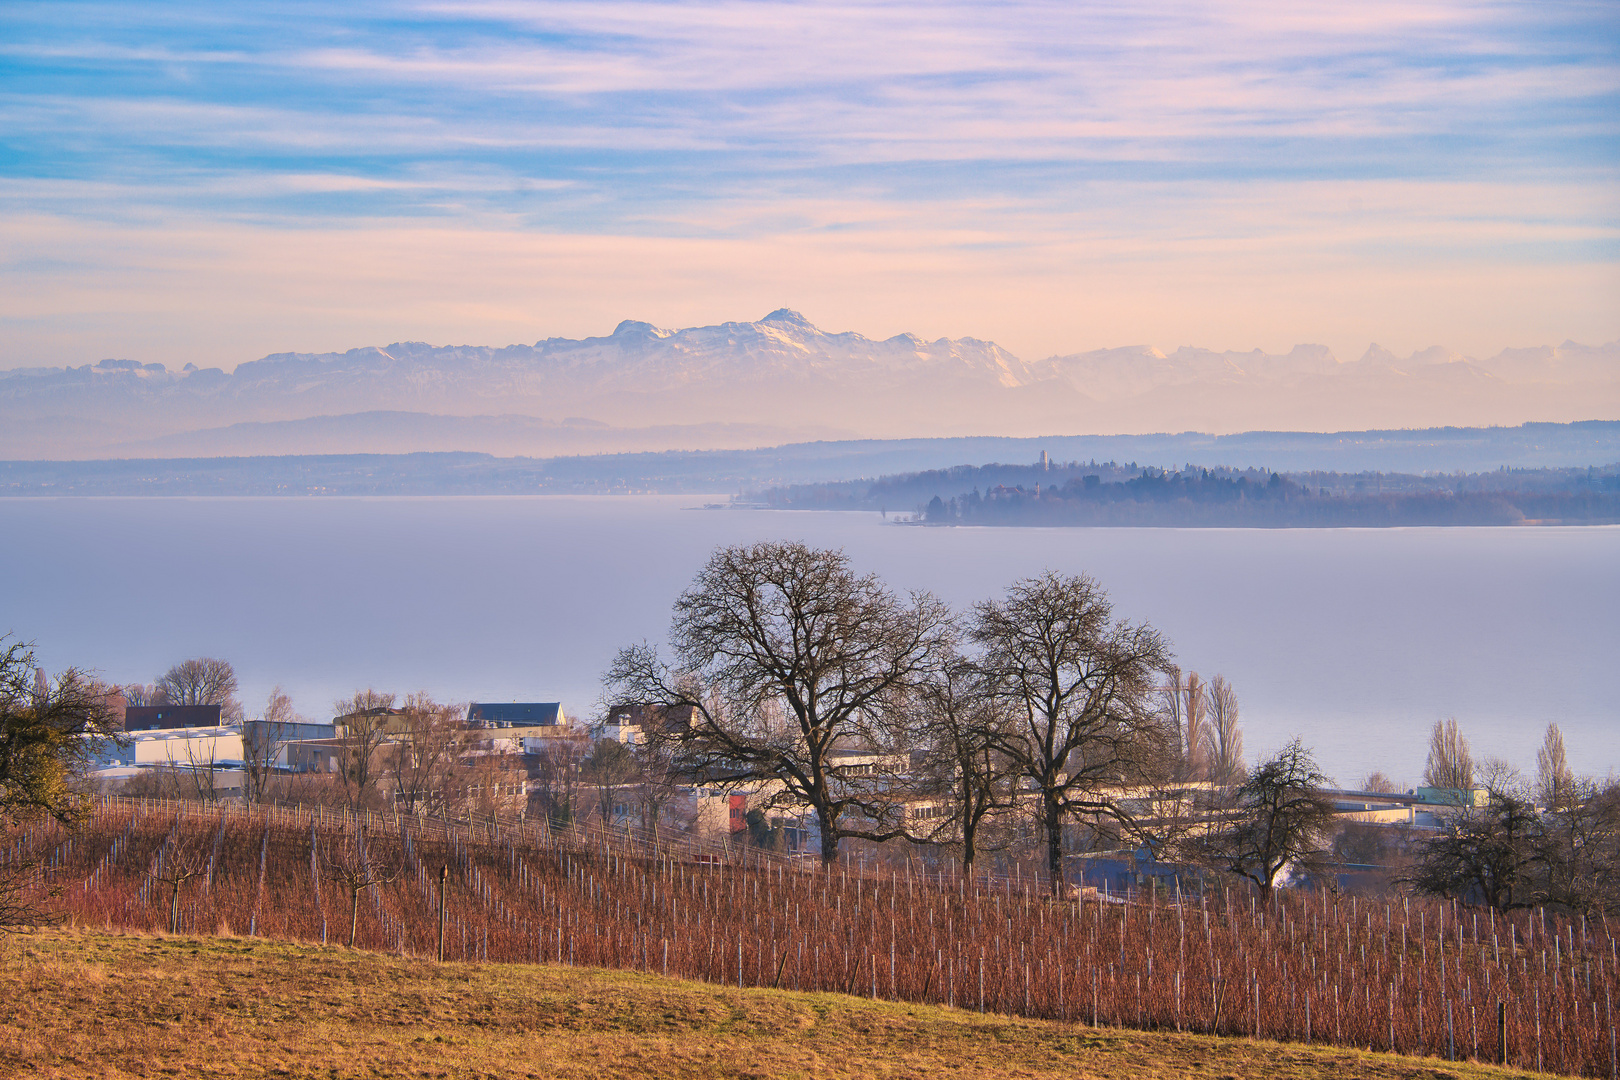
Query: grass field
0,928,1564,1080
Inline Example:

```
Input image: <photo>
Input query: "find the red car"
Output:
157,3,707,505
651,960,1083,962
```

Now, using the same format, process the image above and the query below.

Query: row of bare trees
606,541,1258,894
1161,668,1244,785
122,682,528,824
1409,716,1619,915
1424,715,1580,811
259,689,527,820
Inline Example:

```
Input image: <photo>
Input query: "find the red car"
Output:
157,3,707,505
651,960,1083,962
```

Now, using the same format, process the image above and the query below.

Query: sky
3,0,1618,371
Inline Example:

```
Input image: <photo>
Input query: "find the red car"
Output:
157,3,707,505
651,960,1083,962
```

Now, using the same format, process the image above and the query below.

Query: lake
2,495,1615,788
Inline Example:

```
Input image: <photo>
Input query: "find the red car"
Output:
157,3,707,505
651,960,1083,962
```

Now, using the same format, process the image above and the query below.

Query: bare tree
121,683,166,708
914,654,1014,874
1196,738,1336,898
530,733,589,829
1360,771,1399,794
582,738,640,829
322,827,402,948
243,687,299,805
2,653,126,926
1531,777,1620,916
385,694,466,816
632,728,691,840
1424,717,1475,793
1535,722,1575,809
156,658,243,723
1160,665,1187,774
0,642,128,929
1201,674,1245,786
447,749,528,821
1412,759,1619,914
333,690,397,812
146,836,205,934
183,732,222,802
606,541,952,865
1182,671,1208,779
971,571,1175,895
1408,760,1538,910
117,767,186,800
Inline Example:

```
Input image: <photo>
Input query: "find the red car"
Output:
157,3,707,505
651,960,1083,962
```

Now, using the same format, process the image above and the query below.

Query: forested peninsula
754,460,1620,526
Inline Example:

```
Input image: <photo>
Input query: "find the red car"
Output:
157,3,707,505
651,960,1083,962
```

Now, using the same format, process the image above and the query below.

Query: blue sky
3,0,1617,369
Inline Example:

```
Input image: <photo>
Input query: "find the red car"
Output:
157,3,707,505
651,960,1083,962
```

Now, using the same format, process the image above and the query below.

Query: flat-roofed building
468,702,566,727
124,704,223,730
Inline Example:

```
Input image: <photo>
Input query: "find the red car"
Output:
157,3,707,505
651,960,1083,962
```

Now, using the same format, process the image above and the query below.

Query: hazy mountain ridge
102,411,854,459
5,421,1617,499
2,310,1614,459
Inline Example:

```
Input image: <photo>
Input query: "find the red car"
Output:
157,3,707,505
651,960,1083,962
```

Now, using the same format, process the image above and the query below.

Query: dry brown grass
0,928,1563,1080
32,804,1610,1074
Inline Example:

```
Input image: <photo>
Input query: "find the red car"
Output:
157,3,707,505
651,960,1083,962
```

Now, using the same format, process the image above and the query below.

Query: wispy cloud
1,0,1616,367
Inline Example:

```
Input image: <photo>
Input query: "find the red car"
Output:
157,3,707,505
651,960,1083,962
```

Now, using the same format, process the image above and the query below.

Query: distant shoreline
3,419,1618,505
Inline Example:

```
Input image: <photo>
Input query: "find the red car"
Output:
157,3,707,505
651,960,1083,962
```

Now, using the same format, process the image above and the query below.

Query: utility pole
438,864,448,962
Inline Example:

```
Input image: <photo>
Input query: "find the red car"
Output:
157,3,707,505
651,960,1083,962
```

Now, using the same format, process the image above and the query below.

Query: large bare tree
1424,717,1475,793
606,541,952,864
970,571,1175,895
1531,777,1620,915
1412,760,1619,914
156,657,243,723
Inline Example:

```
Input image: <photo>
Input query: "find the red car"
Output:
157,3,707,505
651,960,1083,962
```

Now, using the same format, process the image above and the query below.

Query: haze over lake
3,495,1615,788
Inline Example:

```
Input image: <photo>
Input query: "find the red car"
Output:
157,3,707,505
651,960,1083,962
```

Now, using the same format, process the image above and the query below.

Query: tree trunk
818,804,839,865
961,813,977,875
349,888,360,948
1045,794,1064,896
169,883,182,934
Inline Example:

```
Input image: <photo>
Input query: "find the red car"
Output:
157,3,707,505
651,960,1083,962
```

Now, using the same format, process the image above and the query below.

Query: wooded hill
756,462,1620,526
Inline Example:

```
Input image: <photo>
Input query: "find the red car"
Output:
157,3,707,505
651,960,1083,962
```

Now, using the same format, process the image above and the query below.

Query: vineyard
8,797,1617,1077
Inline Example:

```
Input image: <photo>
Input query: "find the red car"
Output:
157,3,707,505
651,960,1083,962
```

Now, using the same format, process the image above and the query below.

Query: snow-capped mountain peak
1,313,1614,458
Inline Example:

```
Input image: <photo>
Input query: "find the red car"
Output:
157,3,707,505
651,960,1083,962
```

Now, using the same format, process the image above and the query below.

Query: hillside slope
2,930,1552,1080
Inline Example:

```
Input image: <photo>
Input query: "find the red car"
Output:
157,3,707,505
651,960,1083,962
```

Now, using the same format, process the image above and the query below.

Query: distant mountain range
2,309,1615,459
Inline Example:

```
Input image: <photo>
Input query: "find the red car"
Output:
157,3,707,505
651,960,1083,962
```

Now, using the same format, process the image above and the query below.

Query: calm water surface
2,496,1615,786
